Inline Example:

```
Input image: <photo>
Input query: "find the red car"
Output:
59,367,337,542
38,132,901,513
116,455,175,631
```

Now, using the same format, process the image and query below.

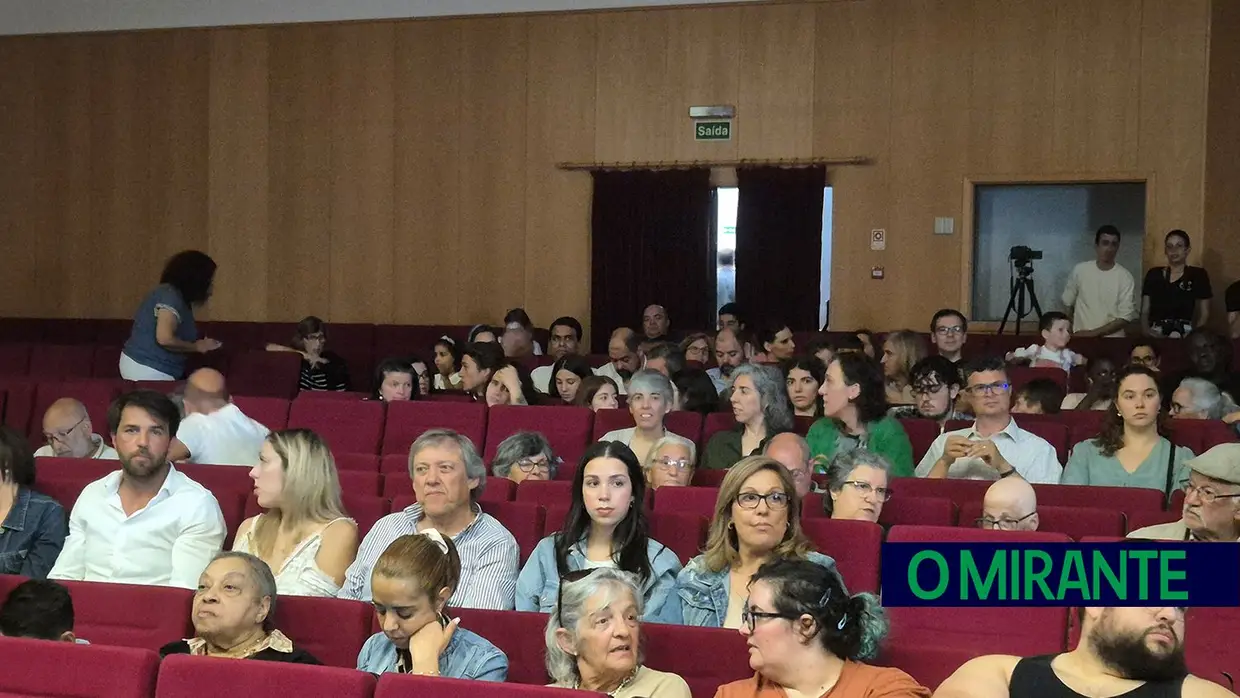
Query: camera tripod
998,266,1043,335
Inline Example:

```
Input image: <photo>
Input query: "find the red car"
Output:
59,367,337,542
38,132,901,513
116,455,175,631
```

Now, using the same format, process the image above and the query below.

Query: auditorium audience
432,337,464,391
763,433,817,499
977,477,1039,531
673,368,723,415
1142,229,1213,338
822,450,892,523
120,250,221,381
0,427,66,578
50,391,226,588
642,304,672,342
833,334,866,357
676,457,839,628
468,325,498,345
1062,225,1137,338
265,316,351,392
1172,328,1240,404
546,568,691,698
936,607,1226,698
410,358,433,397
808,353,914,477
34,398,118,459
803,334,836,368
755,322,796,365
485,364,535,407
702,365,794,471
880,330,927,405
783,355,825,418
169,368,269,467
501,308,542,359
544,355,592,404
574,375,620,412
916,358,1062,484
1006,311,1086,370
709,328,747,393
718,302,744,332
644,342,686,379
1011,378,1065,415
1061,357,1117,411
358,531,508,680
160,551,320,663
232,429,359,597
887,355,970,428
0,579,79,642
531,317,583,393
643,437,696,489
598,370,693,464
491,432,559,485
855,330,876,359
340,430,518,609
930,308,968,366
1171,377,1238,420
598,328,640,394
680,332,712,365
518,442,680,621
1128,444,1240,541
715,558,928,698
460,342,505,402
373,357,416,402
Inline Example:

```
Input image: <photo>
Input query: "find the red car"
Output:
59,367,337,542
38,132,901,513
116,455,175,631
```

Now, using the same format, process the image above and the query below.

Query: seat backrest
176,463,252,492
485,500,545,565
1020,421,1069,466
664,411,705,447
1184,606,1240,687
450,608,550,685
484,405,593,466
231,395,291,431
1125,508,1181,534
31,379,122,444
0,635,160,698
887,524,1072,544
651,486,719,518
338,470,383,496
34,457,119,490
886,476,991,507
514,479,573,507
288,398,386,456
157,654,377,698
898,418,942,462
1033,483,1164,519
0,343,33,376
644,623,752,698
294,390,372,402
60,579,193,650
1007,366,1069,393
92,345,124,378
272,594,373,669
375,673,585,698
958,502,1126,540
800,518,883,593
342,493,391,539
28,344,97,379
874,642,979,692
690,468,729,487
382,401,486,455
1167,420,1207,453
0,377,36,432
334,453,379,472
591,407,634,441
0,573,29,599
701,412,735,447
648,511,706,564
229,350,302,399
877,496,957,527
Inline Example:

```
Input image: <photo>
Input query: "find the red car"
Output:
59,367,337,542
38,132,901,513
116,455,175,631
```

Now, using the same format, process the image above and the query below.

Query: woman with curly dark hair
1063,365,1193,497
806,353,914,477
120,250,221,380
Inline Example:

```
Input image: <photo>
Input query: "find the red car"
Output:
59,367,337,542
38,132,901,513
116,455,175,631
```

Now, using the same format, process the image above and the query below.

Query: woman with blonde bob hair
880,330,927,406
233,429,360,597
674,456,841,627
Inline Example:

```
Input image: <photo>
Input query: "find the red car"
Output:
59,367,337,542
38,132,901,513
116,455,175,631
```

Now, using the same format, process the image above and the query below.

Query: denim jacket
673,551,839,627
515,535,683,624
0,488,67,579
356,626,508,681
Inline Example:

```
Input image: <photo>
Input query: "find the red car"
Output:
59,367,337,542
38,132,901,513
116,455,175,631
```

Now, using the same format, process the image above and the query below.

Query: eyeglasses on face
735,491,790,510
842,480,893,502
44,415,87,444
935,326,965,336
784,465,812,481
976,511,1037,530
965,381,1011,396
740,605,797,633
911,382,948,397
1184,483,1240,506
654,457,692,472
516,456,558,473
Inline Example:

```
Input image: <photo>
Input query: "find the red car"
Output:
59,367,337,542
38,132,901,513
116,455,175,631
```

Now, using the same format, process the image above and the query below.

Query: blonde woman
880,330,927,406
674,456,841,627
233,429,359,597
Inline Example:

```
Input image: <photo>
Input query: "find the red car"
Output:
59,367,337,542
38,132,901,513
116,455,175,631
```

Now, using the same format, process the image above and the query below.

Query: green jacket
805,415,914,478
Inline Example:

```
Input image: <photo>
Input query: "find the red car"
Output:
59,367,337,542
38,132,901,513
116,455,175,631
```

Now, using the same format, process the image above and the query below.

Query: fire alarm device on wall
871,267,885,279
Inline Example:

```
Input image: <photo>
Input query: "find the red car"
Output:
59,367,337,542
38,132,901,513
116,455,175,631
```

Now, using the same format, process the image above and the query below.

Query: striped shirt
338,502,518,610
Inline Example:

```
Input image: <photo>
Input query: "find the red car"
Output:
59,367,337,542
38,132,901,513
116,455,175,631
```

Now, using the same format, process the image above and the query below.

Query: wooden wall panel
594,11,671,163
665,7,740,162
0,38,47,316
737,3,816,159
1203,0,1240,312
60,38,101,318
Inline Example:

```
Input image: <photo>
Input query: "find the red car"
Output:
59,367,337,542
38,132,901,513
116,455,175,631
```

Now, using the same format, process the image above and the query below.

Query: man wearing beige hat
1128,443,1240,541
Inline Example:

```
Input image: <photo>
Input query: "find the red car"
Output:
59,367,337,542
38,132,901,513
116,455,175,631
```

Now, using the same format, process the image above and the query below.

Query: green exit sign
694,120,731,141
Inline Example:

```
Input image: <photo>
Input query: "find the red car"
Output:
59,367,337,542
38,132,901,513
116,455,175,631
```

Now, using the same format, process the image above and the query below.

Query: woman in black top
1141,230,1212,338
266,316,351,392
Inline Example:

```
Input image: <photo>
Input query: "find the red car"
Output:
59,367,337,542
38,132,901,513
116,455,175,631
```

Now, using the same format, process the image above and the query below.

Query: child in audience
1011,378,1065,415
1006,312,1086,371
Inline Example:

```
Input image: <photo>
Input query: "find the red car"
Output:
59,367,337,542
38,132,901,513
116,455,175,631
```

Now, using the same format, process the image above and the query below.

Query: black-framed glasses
740,606,797,633
842,481,893,502
1184,484,1240,506
976,511,1037,530
556,569,596,629
934,326,965,336
44,415,87,444
735,492,790,510
965,382,1011,396
911,382,948,397
516,456,559,473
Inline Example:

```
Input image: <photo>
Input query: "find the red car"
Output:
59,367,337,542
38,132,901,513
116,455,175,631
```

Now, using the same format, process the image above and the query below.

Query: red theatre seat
1007,366,1069,393
34,477,87,514
887,477,990,507
651,486,719,518
451,608,550,685
800,518,883,593
701,412,736,447
60,579,192,650
691,469,729,487
514,479,573,508
341,494,389,539
644,624,753,698
649,511,707,564
875,643,979,692
92,345,124,378
484,405,593,466
0,635,159,698
229,350,302,399
288,398,385,455
1167,420,1207,453
231,396,291,431
590,407,633,441
33,456,119,489
27,344,96,379
877,496,957,527
382,401,487,455
0,573,28,599
272,594,373,669
1032,483,1164,519
176,463,251,492
157,654,377,698
958,502,1126,540
898,419,943,462
294,390,372,402
0,378,36,433
30,379,122,444
337,470,383,496
333,453,379,473
1184,607,1240,688
0,343,33,376
1020,421,1070,466
665,411,705,447
486,500,545,564
375,674,584,698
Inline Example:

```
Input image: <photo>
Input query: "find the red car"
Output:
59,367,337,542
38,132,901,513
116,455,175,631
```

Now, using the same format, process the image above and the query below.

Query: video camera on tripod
1009,245,1043,274
999,246,1044,334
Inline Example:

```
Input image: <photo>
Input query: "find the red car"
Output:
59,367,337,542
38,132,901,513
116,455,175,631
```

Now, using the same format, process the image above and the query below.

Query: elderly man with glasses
1129,444,1240,542
915,357,1062,484
977,476,1039,531
34,398,118,460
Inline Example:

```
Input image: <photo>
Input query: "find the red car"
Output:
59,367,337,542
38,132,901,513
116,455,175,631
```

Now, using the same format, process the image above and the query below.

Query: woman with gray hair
701,364,794,471
159,551,321,663
598,368,694,463
822,449,894,523
546,568,691,698
1171,377,1239,420
490,431,560,485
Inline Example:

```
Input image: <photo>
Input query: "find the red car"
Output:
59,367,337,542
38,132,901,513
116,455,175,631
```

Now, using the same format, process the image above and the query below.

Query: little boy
1005,311,1086,371
1011,378,1066,415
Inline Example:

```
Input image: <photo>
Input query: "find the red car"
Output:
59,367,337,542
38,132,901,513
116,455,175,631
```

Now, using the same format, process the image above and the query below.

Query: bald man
595,327,640,395
979,476,1039,531
764,432,816,499
642,304,670,342
35,398,118,460
168,369,269,467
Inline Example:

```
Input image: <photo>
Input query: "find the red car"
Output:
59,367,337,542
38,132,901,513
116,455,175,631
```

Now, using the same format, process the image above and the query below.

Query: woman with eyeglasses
680,333,713,366
545,568,691,698
808,353,915,477
702,364,795,471
675,456,840,628
490,432,560,485
357,530,507,680
266,316,351,392
643,436,696,489
1063,365,1193,493
517,442,681,621
1060,357,1117,411
822,450,893,523
716,557,928,698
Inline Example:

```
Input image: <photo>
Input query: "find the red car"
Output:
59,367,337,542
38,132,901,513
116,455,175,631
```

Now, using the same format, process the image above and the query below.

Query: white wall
0,0,759,35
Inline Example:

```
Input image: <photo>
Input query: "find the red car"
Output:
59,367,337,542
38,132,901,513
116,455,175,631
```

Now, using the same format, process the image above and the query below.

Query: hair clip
419,528,450,554
818,588,832,608
837,614,847,630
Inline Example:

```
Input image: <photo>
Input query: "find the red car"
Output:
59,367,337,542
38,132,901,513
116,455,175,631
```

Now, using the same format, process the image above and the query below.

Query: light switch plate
871,267,885,279
934,217,955,235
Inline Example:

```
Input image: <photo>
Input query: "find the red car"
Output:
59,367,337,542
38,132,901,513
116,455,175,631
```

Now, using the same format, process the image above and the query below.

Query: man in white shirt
593,327,641,396
33,398,118,460
532,317,583,394
1061,225,1136,338
706,328,747,394
916,358,1062,484
49,390,226,588
168,368,269,466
